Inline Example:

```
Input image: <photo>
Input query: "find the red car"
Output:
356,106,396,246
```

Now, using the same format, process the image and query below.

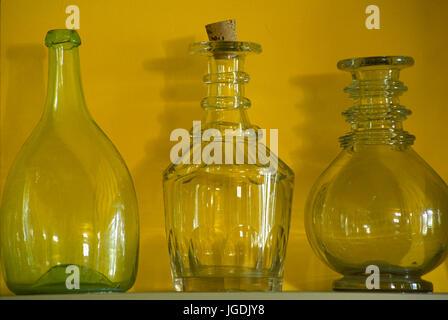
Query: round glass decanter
163,41,295,292
305,56,448,292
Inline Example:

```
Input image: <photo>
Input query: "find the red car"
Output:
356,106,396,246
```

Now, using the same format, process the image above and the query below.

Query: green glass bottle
0,30,139,294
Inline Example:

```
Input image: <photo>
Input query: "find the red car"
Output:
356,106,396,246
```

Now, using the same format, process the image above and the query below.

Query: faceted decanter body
163,41,294,291
305,56,448,292
0,30,139,294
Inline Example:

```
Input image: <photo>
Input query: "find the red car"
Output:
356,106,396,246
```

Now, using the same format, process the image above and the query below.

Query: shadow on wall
2,45,46,181
283,72,349,291
0,45,46,296
131,37,205,291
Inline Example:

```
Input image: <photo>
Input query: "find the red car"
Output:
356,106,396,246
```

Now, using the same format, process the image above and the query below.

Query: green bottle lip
45,29,81,48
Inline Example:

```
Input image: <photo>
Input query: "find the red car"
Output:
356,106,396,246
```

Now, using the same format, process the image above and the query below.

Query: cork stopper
190,20,261,56
205,20,237,41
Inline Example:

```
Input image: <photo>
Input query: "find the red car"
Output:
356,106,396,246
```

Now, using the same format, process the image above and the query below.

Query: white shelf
1,291,448,300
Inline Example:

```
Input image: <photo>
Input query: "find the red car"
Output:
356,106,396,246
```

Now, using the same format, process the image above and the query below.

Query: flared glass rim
45,29,81,48
189,41,262,55
337,56,414,71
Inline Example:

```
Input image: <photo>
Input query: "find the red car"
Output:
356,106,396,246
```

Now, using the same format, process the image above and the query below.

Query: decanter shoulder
307,146,448,209
163,160,294,186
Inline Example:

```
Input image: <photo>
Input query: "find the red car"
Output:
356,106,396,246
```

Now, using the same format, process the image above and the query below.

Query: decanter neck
201,53,252,130
190,41,261,132
43,30,89,121
338,57,415,148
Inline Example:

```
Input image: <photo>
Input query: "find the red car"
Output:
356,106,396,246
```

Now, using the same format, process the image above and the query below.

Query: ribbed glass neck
338,56,415,148
42,29,89,121
203,54,250,110
190,41,261,132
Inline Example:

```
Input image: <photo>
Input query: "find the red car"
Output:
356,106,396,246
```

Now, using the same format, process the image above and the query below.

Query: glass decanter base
174,277,282,292
173,266,283,292
333,273,433,293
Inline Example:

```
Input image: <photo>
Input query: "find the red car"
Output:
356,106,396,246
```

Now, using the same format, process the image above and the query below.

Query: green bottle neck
201,54,252,132
339,65,415,148
43,44,90,121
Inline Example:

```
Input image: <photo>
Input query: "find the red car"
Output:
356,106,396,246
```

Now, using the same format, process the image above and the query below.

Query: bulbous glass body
0,30,139,294
305,56,448,292
163,41,294,291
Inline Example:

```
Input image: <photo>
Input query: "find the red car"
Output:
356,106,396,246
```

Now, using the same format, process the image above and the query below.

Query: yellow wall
1,0,448,295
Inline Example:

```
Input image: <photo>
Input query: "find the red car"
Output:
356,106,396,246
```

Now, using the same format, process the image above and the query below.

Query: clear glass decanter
0,30,139,294
163,41,295,291
305,56,448,292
